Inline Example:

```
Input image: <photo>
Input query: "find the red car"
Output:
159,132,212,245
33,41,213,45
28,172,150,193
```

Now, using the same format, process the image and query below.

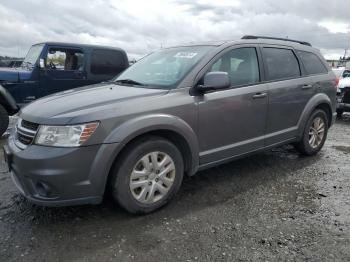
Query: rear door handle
302,84,313,89
252,92,267,99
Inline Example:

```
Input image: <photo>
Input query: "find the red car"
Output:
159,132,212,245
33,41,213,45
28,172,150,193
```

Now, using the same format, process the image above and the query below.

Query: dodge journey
4,36,337,213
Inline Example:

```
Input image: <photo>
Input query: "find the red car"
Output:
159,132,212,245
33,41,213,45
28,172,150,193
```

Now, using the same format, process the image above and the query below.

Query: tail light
335,77,340,88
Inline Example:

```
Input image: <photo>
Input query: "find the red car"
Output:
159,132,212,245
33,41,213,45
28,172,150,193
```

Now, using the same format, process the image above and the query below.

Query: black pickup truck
0,42,129,136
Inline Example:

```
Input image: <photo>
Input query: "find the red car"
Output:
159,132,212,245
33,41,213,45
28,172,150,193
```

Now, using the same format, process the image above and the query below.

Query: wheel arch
98,114,200,197
0,84,19,114
315,103,332,127
297,93,333,139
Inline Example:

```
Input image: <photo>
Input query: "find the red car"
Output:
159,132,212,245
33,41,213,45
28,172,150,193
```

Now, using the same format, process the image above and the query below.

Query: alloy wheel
308,117,325,149
129,151,176,204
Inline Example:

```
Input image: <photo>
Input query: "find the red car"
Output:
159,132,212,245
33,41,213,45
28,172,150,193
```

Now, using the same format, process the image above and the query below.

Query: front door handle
252,92,267,99
302,84,313,89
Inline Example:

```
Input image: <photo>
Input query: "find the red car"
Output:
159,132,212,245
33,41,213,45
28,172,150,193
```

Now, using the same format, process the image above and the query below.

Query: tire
0,104,9,137
110,136,184,214
295,109,328,156
336,109,343,118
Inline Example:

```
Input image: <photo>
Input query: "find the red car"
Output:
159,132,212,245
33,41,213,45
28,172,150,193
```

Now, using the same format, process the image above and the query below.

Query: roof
34,42,126,52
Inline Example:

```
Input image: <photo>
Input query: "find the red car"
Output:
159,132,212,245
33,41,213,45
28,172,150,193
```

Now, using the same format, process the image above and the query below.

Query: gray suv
3,36,337,214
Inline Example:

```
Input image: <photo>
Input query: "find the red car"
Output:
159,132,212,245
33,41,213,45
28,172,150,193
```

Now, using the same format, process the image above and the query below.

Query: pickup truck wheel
110,136,184,214
336,109,343,118
0,105,9,137
294,109,328,156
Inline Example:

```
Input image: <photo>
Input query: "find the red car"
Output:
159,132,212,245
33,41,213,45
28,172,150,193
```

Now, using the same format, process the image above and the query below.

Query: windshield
115,46,214,89
22,44,44,67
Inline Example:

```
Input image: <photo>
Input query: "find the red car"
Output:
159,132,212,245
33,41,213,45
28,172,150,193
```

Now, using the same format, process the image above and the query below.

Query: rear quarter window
297,50,328,75
263,48,301,81
91,49,127,75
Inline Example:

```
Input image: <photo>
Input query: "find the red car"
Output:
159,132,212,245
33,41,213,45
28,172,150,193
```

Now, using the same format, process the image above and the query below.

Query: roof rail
241,35,312,47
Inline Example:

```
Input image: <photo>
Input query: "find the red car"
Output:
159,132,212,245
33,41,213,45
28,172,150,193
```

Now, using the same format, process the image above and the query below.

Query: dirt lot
0,116,349,262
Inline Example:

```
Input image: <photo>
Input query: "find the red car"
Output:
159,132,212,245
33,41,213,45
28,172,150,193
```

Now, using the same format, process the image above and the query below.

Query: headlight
35,122,99,147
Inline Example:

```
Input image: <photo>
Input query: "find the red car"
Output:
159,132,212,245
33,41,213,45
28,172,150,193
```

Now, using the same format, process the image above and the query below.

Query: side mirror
197,71,230,92
39,58,45,69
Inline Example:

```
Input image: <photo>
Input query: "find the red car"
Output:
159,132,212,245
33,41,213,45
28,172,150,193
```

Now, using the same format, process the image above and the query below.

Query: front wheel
110,136,184,214
0,104,9,137
294,109,328,156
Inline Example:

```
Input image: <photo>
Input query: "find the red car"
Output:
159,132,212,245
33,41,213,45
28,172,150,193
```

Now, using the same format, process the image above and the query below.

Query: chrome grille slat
16,127,37,137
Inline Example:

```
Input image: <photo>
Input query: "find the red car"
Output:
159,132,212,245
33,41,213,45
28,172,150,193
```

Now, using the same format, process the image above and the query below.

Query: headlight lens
35,122,99,147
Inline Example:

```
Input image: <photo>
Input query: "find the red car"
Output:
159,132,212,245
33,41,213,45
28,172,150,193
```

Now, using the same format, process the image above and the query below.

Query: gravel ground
0,115,349,262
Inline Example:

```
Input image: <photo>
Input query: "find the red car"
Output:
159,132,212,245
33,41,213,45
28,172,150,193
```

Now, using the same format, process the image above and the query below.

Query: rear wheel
110,136,184,214
0,104,9,137
295,109,328,156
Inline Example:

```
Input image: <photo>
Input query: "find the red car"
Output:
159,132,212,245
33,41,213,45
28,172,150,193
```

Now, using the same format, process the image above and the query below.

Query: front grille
14,119,39,149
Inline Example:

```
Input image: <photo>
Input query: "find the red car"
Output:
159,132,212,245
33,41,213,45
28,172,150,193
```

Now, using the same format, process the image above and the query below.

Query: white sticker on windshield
174,52,198,59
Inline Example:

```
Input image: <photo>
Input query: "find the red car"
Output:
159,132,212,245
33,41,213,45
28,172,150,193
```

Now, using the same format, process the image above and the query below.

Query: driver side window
209,47,260,87
46,48,84,71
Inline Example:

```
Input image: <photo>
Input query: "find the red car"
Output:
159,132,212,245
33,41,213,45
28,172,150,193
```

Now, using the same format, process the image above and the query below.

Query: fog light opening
36,181,53,198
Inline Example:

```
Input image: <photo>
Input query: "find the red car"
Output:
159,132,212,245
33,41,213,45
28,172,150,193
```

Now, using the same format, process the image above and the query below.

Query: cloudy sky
1,0,350,60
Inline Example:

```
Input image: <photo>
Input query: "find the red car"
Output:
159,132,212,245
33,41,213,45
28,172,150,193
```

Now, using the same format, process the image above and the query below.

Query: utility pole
343,48,348,60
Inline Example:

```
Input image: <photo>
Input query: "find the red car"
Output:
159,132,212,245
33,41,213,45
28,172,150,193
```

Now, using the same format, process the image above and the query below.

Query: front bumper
337,102,350,112
4,137,119,207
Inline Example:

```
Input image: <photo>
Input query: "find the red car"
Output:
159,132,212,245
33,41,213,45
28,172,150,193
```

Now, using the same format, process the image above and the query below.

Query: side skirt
196,137,297,173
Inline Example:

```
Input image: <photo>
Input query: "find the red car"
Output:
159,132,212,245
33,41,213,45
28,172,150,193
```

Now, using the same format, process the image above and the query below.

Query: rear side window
297,51,328,75
263,48,301,81
91,49,126,75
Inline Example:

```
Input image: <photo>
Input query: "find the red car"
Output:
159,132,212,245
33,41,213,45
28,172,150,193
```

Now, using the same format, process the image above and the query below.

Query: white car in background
333,67,350,85
334,69,350,117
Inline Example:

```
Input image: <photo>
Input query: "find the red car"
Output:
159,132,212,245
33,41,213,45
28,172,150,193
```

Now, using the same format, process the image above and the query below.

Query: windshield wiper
114,79,146,86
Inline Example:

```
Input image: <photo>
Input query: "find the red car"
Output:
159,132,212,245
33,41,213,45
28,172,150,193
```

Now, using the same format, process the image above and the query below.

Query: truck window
47,48,84,71
297,50,328,75
91,49,126,75
263,48,301,81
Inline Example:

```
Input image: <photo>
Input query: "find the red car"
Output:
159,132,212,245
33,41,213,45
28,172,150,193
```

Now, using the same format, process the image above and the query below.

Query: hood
20,83,169,124
338,77,350,89
0,67,32,82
